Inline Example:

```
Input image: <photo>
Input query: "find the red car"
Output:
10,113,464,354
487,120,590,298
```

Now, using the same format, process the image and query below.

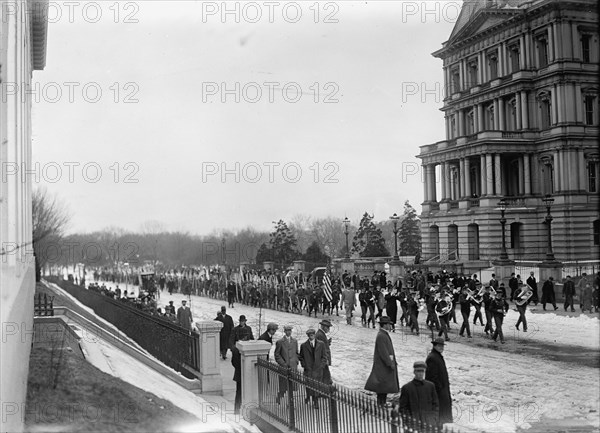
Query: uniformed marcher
490,292,509,344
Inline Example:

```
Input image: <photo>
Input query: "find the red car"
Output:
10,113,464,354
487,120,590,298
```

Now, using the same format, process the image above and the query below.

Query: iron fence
47,277,200,378
256,358,456,433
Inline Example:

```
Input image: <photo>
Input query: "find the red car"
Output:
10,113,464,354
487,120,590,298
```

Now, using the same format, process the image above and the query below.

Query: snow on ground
83,272,599,432
76,315,260,433
150,290,599,433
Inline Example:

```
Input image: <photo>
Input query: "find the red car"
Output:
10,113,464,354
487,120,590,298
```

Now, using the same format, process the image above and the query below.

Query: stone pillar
423,165,430,202
293,260,306,272
428,164,437,202
515,93,522,130
493,99,499,130
518,157,524,195
458,159,465,199
486,154,494,196
477,104,484,132
577,149,586,191
519,35,526,69
195,321,224,394
458,110,464,136
498,98,505,131
523,154,531,195
464,158,471,197
551,88,558,126
553,152,560,192
238,340,272,417
387,260,405,283
441,163,447,200
480,155,487,196
575,83,582,123
494,154,502,196
444,162,451,201
520,91,529,129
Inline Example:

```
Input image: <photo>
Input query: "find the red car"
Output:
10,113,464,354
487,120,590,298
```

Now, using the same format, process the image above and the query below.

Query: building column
556,84,564,124
428,164,437,202
478,52,484,83
493,99,499,130
494,154,502,196
575,83,583,123
459,159,466,198
523,153,531,195
548,26,555,63
500,42,507,76
423,165,430,202
519,35,526,69
464,158,471,197
577,149,586,191
477,104,484,131
498,98,505,130
553,152,560,192
480,155,487,196
444,162,451,201
552,22,561,60
458,110,464,136
558,149,567,191
486,154,494,195
515,92,522,130
551,87,558,126
517,157,524,195
520,91,529,129
571,22,581,59
440,163,447,200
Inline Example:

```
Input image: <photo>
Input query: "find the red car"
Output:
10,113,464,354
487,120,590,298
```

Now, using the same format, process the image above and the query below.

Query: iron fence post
287,368,295,431
329,384,339,433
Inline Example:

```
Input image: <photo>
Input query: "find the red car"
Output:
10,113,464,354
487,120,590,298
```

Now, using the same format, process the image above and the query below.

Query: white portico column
464,158,471,197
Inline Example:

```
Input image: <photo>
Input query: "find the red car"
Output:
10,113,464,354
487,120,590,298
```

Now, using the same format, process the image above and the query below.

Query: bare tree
32,187,70,281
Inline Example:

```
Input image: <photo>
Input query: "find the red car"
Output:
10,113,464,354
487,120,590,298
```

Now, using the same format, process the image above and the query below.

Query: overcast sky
31,1,459,235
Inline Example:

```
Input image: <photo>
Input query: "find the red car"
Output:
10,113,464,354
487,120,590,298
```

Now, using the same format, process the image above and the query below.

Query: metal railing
257,359,457,433
34,293,54,316
47,277,200,378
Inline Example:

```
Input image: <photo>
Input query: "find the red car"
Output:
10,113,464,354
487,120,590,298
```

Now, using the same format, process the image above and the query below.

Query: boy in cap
399,361,439,428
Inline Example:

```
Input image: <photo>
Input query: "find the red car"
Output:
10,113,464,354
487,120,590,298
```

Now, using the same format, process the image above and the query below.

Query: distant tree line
33,187,421,271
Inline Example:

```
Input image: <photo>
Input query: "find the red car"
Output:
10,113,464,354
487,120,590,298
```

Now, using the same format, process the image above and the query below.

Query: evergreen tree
351,213,390,257
255,243,272,264
398,200,422,256
303,241,329,264
269,220,299,268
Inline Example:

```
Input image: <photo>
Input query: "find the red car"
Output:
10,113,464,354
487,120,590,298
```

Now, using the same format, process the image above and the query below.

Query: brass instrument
435,294,453,316
467,287,483,304
514,284,533,306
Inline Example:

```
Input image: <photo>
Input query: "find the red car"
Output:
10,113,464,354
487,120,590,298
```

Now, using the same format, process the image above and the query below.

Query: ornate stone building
418,0,599,267
1,1,49,432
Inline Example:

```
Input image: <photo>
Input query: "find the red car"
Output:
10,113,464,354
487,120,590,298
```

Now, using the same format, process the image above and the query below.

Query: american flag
323,272,333,302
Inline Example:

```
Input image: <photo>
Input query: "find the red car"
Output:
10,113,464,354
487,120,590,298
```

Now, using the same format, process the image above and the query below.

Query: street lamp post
542,194,555,262
390,213,400,261
498,198,509,261
343,217,350,259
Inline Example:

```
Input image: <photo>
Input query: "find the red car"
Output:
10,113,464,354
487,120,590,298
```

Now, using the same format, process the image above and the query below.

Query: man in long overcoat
365,316,399,407
541,277,558,311
426,338,453,426
316,319,333,384
399,361,439,429
299,328,328,409
219,306,235,359
176,300,193,330
274,325,299,404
